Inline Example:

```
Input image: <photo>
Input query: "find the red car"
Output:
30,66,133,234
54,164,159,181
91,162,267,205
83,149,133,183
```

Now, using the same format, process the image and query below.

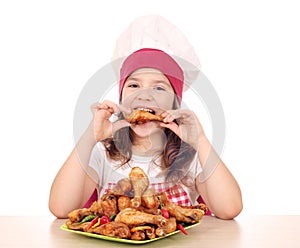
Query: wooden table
1,215,298,247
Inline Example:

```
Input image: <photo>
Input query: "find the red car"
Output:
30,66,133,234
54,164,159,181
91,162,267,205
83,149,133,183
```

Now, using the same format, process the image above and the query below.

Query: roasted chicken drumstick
158,192,205,223
129,167,149,208
115,208,167,227
126,109,164,124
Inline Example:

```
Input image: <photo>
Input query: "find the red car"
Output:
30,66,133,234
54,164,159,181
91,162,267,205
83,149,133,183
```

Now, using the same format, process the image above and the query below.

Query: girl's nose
136,88,153,101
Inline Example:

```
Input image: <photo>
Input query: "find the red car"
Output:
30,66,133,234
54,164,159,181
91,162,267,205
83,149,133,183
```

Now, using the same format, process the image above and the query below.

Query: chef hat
113,15,201,98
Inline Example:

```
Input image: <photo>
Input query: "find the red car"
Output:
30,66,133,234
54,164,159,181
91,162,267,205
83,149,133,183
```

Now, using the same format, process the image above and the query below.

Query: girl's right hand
90,100,130,142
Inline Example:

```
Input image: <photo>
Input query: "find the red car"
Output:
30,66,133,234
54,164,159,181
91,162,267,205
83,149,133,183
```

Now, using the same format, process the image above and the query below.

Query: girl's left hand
160,109,205,151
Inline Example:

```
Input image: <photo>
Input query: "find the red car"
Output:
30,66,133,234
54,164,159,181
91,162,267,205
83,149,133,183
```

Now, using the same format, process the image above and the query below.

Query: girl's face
121,68,175,136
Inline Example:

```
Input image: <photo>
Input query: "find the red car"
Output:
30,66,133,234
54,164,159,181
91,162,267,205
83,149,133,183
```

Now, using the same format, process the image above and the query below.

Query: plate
60,222,201,244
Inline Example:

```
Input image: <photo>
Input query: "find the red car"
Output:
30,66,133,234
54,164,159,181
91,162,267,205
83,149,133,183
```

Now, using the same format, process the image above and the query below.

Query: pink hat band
119,48,184,101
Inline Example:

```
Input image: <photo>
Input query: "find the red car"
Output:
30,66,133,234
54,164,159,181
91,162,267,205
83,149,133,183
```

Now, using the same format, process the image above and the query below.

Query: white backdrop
1,0,299,216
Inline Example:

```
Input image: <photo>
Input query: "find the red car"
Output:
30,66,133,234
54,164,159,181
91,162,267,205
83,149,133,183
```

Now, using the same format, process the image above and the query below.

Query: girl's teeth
137,108,154,113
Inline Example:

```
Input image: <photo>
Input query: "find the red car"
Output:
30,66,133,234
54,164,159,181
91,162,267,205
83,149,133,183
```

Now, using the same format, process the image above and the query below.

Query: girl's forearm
196,136,243,219
49,123,97,218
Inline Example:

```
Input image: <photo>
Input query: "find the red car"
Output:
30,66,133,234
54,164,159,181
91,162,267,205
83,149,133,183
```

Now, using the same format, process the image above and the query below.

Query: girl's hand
90,100,130,142
160,109,205,151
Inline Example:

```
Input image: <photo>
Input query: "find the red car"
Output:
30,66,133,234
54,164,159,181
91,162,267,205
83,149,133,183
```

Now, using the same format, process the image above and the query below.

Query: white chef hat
111,15,201,90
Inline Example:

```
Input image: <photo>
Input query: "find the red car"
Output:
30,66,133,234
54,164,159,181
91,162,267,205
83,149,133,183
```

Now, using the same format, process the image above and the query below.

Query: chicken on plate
65,167,207,241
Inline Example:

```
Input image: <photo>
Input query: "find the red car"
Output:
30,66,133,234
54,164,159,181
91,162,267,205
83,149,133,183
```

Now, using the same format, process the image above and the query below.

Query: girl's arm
161,109,243,219
48,123,98,218
195,136,243,219
49,101,129,218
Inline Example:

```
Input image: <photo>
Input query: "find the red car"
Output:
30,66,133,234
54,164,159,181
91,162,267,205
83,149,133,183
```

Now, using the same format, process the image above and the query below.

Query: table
0,215,299,247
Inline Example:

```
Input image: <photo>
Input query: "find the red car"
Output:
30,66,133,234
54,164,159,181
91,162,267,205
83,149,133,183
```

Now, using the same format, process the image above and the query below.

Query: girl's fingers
161,109,195,123
91,100,121,116
90,102,100,113
161,110,182,123
100,101,118,113
95,101,132,116
160,121,179,134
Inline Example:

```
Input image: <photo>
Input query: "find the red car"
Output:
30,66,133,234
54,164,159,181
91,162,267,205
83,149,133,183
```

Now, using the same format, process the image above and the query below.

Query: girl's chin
131,122,163,136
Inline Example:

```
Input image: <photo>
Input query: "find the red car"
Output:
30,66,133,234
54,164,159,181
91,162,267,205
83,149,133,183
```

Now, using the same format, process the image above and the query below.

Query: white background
1,0,299,216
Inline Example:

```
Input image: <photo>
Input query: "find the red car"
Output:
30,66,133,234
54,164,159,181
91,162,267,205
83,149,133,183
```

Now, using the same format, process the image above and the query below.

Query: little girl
49,48,242,220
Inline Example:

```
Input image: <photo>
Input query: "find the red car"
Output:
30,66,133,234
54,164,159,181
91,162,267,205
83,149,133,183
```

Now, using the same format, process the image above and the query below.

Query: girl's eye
128,83,139,88
154,86,166,91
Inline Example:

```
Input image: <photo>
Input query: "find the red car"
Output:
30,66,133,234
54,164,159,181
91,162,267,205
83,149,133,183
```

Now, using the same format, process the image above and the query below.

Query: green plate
60,222,201,244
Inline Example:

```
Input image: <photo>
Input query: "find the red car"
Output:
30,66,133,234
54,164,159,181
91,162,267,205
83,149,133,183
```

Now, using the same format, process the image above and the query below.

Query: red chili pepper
100,216,110,225
177,224,188,235
87,216,99,229
161,209,169,219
